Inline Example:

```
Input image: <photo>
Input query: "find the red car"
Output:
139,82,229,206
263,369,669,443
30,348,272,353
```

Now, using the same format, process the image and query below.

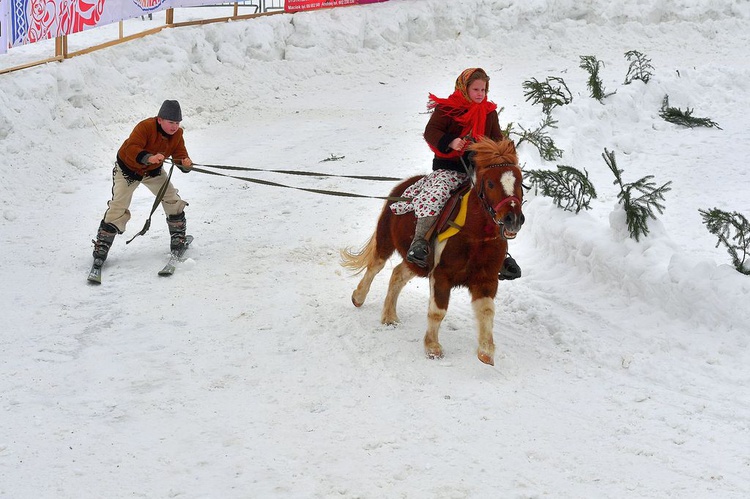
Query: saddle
425,181,472,243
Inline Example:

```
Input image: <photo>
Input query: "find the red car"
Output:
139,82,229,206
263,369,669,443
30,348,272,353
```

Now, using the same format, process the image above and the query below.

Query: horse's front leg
424,276,450,359
381,262,415,325
472,296,496,365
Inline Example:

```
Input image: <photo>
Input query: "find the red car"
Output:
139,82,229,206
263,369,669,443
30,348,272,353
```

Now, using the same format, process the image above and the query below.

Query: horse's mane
467,137,517,168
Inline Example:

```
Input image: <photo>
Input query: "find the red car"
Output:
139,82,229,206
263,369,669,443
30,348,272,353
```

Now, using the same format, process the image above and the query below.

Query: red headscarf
426,68,498,159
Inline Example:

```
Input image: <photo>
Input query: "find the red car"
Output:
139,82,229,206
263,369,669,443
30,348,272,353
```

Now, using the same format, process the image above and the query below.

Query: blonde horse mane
467,137,518,168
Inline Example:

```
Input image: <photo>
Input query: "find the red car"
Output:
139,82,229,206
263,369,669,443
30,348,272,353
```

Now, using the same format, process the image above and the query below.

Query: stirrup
406,238,429,268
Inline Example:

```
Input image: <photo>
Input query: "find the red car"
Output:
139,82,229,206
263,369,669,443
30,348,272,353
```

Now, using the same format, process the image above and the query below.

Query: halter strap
475,162,522,224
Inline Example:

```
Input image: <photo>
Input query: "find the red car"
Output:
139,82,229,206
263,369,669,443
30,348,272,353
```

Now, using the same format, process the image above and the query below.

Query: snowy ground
1,0,750,497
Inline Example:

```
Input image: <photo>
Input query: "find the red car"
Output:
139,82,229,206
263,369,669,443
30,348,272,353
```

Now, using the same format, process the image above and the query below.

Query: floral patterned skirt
390,169,468,218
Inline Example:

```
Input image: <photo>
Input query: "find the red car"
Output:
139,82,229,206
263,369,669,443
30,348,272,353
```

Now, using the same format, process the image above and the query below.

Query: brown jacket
117,117,189,177
424,106,502,173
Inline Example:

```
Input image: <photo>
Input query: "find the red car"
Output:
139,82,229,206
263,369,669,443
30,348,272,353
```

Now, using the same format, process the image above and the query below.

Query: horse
340,137,525,365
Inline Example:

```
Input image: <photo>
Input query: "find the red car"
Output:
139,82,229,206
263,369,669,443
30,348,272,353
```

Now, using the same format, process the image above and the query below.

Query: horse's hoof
477,352,494,366
425,344,444,360
351,294,363,308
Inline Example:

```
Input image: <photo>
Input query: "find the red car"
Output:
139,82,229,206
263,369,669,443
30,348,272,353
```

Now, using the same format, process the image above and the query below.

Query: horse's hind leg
381,262,416,325
352,256,387,307
424,276,450,359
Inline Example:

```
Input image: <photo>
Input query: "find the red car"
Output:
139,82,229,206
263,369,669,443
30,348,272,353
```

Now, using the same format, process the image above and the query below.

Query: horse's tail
340,234,377,275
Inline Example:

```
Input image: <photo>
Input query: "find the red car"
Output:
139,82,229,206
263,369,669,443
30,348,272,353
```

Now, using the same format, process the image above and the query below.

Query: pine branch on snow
526,165,597,213
522,76,573,114
624,50,654,84
659,95,722,129
510,114,564,161
699,208,750,275
603,148,672,242
580,55,616,102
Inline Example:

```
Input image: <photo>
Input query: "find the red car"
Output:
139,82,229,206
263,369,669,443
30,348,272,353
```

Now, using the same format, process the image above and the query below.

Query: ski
158,235,193,276
87,262,103,284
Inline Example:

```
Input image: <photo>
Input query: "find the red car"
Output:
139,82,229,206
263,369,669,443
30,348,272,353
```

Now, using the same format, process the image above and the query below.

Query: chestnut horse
341,138,524,365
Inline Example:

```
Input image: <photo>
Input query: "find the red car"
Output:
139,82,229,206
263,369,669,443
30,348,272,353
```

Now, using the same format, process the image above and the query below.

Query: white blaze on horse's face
500,170,516,199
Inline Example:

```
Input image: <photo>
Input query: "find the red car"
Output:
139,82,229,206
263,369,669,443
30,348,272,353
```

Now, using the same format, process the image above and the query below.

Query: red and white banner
284,0,387,13
6,0,208,48
2,0,389,51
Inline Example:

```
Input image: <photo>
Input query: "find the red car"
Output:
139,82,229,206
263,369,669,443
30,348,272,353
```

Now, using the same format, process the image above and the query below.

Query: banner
1,0,8,54
3,0,390,50
284,0,387,13
7,0,207,48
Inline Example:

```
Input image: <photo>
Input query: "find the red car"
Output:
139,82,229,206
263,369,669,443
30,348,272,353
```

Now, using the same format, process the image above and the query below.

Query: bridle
475,162,523,225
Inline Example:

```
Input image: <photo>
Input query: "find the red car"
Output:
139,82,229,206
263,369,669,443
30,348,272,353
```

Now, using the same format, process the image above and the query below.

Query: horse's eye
486,181,495,189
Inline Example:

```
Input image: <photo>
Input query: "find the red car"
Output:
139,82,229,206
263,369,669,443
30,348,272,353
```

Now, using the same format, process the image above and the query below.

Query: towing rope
189,162,410,202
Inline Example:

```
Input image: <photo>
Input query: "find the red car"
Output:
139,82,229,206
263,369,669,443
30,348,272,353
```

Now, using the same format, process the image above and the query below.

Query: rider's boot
406,215,437,268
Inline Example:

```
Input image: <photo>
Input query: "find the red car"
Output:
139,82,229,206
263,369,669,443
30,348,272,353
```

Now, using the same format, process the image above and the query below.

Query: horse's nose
503,212,524,229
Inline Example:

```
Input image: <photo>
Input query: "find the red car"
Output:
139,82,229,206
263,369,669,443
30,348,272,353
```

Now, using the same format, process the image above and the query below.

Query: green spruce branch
659,95,721,129
623,50,654,84
510,114,564,161
580,55,616,102
603,148,672,241
527,165,597,213
699,208,750,275
522,76,573,114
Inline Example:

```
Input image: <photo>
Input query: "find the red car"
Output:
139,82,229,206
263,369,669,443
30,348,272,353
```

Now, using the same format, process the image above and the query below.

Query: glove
176,158,192,173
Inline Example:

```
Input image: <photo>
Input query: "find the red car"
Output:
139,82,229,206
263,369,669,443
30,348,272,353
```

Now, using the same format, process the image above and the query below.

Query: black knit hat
158,100,182,122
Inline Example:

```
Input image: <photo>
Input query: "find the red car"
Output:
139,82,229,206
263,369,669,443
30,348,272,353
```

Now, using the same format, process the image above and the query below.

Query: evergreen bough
659,95,721,129
580,55,615,102
699,208,750,274
511,114,564,161
603,148,672,241
522,76,572,114
624,50,654,84
527,165,597,213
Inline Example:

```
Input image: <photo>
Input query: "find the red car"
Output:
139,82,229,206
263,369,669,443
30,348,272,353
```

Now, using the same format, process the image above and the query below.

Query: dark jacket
423,106,502,173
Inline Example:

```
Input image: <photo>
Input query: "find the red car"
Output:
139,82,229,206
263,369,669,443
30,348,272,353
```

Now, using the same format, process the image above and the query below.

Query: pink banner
284,0,387,13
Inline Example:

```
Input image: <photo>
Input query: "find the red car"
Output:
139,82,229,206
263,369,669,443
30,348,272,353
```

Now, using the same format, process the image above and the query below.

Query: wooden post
55,36,68,59
166,8,174,25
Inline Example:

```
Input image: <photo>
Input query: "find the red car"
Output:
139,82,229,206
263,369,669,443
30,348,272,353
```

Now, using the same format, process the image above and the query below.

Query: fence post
55,36,68,59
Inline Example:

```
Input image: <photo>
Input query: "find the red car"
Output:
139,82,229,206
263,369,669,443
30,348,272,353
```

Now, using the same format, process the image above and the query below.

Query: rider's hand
449,137,467,151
